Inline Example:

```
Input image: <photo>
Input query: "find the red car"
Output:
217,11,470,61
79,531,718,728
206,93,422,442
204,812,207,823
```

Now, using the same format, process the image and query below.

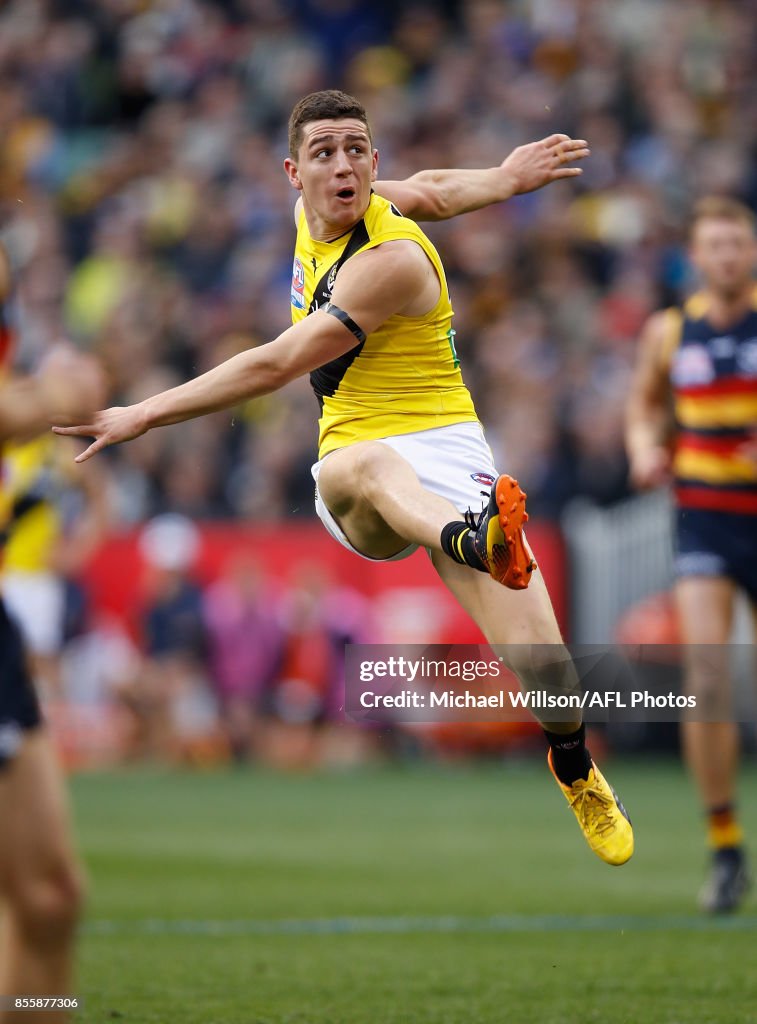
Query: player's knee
684,664,731,716
11,867,85,947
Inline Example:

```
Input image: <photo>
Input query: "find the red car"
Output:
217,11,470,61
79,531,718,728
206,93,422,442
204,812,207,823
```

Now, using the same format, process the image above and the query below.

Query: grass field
71,756,757,1024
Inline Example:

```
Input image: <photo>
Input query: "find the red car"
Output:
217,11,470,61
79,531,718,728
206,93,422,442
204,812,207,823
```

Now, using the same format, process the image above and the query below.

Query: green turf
71,757,757,1023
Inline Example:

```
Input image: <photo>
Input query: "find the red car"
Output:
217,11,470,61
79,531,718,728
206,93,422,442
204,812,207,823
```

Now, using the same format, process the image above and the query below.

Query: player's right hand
629,445,671,489
52,403,149,462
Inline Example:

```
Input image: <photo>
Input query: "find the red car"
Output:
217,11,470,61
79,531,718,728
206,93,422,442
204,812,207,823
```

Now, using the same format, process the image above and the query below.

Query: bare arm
625,311,677,489
0,348,106,444
0,378,55,442
373,134,589,221
53,240,431,462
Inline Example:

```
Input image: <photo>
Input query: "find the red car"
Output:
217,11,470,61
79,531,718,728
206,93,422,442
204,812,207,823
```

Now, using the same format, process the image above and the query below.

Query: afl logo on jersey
671,343,715,387
291,257,305,309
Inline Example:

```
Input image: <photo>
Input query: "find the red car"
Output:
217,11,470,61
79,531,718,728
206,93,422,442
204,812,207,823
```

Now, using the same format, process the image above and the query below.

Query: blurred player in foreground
627,196,756,911
55,90,633,866
0,243,105,1022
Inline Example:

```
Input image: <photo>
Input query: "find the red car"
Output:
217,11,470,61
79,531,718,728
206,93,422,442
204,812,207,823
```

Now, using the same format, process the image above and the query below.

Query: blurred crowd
2,0,755,525
42,513,378,768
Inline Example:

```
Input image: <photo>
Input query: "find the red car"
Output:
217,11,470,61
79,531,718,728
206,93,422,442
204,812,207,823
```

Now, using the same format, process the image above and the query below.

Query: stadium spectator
115,514,217,761
203,553,285,761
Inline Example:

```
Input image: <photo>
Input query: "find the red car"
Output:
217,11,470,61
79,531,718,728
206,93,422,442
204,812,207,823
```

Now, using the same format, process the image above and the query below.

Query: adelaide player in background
627,196,757,912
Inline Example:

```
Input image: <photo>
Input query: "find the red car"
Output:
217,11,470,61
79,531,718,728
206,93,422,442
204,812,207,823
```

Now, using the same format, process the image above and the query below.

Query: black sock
544,723,593,785
440,521,487,571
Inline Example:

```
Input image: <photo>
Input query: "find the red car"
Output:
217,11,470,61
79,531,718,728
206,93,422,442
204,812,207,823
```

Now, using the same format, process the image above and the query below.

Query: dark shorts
674,507,757,602
0,598,42,770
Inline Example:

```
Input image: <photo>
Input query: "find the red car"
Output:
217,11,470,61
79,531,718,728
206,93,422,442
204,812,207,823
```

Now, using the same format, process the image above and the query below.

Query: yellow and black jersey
291,192,478,458
660,286,757,514
0,436,63,571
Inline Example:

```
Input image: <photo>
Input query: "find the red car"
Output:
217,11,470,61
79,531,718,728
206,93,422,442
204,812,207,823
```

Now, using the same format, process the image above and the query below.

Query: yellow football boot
548,750,634,866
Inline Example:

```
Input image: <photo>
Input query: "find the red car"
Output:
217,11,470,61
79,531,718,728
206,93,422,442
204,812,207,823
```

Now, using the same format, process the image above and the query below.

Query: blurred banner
81,520,568,642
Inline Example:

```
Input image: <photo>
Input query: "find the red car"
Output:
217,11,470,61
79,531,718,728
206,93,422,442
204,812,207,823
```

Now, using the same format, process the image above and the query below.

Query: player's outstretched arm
625,310,677,489
52,241,429,462
373,134,589,221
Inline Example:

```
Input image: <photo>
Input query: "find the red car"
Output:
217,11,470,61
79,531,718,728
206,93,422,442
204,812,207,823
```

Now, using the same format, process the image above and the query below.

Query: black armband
323,303,366,344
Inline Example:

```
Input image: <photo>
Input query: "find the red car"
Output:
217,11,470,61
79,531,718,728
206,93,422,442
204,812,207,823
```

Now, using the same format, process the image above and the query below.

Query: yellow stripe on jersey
673,448,757,485
0,436,60,572
674,393,757,429
293,193,479,457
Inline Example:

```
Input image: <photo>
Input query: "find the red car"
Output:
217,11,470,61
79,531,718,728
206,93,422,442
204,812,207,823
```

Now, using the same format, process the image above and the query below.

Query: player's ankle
707,803,744,850
544,723,593,785
440,520,487,572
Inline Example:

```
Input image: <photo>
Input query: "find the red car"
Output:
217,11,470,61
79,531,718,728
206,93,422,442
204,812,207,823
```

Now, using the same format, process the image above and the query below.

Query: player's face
690,217,757,298
285,118,378,234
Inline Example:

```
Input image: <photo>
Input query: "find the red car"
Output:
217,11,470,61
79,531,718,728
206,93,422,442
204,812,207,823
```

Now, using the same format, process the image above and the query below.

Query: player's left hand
52,403,149,462
501,135,590,195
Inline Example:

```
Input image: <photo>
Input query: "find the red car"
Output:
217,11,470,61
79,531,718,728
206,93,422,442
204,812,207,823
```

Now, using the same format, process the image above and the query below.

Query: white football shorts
2,571,66,657
311,421,499,562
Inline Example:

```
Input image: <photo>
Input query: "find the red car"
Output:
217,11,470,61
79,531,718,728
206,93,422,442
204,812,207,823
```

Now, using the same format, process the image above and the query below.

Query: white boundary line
84,913,757,937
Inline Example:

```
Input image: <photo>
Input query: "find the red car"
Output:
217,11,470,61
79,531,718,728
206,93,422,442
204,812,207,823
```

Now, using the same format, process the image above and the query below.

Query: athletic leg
319,439,632,862
675,575,750,911
316,440,464,557
431,551,634,865
676,576,738,807
318,441,535,587
0,732,85,1024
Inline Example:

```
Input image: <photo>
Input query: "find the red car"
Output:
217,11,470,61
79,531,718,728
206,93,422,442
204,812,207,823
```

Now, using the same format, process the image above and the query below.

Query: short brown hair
288,90,371,159
691,196,756,234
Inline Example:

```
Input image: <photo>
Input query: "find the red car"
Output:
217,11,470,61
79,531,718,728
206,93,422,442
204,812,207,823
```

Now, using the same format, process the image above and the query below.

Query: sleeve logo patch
291,257,305,309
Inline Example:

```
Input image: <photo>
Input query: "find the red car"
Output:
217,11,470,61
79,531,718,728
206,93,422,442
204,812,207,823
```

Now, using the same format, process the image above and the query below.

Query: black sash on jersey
309,219,371,405
307,219,370,314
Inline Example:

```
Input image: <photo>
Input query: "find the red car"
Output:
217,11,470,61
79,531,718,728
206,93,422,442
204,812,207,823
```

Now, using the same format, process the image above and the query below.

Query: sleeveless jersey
291,192,478,457
0,435,63,572
661,286,757,514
